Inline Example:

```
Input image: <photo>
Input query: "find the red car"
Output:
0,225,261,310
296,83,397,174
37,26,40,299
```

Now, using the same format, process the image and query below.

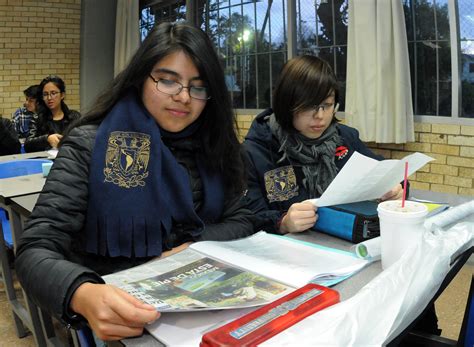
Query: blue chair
70,326,95,347
0,159,52,248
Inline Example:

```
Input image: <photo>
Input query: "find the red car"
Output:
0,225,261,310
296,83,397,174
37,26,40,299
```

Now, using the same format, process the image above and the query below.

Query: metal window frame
139,0,474,125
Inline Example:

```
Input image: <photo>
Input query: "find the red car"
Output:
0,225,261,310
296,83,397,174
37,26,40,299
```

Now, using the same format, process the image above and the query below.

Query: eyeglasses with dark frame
149,75,211,100
42,91,61,99
298,102,340,119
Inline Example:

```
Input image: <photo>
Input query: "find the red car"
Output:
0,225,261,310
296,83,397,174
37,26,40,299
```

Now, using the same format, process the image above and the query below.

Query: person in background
12,84,41,139
24,76,80,152
16,22,254,342
243,55,403,234
0,117,21,155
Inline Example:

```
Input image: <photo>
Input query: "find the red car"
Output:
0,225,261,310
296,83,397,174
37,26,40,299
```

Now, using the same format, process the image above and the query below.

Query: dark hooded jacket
15,124,255,328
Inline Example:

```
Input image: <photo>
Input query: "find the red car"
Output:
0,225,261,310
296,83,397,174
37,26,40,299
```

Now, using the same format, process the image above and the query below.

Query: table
0,151,54,162
7,190,473,346
0,174,49,347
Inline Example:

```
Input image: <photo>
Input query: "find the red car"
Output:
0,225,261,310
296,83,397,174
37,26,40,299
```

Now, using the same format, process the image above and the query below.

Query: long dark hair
37,75,72,119
273,55,340,132
69,22,245,193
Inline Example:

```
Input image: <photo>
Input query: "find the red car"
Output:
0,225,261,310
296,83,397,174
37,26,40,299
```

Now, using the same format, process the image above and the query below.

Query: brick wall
236,114,474,196
0,0,81,119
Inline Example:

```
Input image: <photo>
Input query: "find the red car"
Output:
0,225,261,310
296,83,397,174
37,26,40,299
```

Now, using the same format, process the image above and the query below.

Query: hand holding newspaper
309,152,434,207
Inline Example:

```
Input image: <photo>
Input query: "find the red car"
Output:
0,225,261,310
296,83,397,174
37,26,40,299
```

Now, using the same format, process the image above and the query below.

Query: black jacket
24,105,81,152
243,109,384,233
15,124,255,327
0,118,21,155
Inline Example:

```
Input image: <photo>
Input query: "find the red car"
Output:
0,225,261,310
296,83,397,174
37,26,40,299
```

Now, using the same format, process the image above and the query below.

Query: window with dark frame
139,0,473,119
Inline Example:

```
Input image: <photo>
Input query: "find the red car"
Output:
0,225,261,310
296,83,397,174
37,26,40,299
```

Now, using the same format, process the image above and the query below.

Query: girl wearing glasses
243,55,403,234
24,75,81,152
16,23,254,341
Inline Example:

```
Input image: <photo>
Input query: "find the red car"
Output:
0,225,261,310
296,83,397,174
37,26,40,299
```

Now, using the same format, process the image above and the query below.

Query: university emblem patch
103,131,150,188
264,166,299,203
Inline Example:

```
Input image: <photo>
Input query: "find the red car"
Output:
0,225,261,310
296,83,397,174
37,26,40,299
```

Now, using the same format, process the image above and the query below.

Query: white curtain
345,0,414,143
114,0,140,76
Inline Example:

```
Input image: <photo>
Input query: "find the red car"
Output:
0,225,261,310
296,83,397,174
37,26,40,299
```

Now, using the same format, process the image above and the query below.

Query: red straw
402,161,408,208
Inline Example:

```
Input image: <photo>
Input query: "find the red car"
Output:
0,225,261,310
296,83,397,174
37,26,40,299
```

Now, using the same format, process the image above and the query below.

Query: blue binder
314,200,380,243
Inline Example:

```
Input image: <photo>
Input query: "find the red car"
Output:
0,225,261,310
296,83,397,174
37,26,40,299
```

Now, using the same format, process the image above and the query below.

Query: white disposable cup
377,200,428,269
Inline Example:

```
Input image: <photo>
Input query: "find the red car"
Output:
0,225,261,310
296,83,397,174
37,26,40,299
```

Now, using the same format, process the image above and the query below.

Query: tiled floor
1,264,472,346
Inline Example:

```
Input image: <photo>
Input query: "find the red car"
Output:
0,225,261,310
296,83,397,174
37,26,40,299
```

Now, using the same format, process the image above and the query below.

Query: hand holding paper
309,152,434,207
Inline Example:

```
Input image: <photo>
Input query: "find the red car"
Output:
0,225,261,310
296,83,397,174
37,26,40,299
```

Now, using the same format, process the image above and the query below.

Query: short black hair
273,55,339,132
23,85,41,99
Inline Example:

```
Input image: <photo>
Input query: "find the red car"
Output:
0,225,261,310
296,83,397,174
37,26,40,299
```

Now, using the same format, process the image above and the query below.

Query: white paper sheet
310,152,434,207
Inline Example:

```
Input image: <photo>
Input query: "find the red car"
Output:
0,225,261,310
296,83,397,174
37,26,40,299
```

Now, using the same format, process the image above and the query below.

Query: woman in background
24,75,80,152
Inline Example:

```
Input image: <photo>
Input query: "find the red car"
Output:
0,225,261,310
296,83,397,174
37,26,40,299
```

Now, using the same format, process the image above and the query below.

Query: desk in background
0,151,54,163
0,174,51,347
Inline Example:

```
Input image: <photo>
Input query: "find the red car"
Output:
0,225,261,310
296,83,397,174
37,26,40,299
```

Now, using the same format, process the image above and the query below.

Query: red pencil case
200,283,340,346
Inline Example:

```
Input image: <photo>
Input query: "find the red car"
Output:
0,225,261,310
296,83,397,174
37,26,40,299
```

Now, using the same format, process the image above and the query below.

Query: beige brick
410,181,430,191
419,133,448,144
403,142,431,153
444,175,472,188
460,147,474,158
417,163,430,173
370,148,391,158
391,151,413,160
430,163,458,176
426,153,446,164
431,124,460,135
459,187,474,196
448,135,474,147
461,125,474,136
414,122,431,133
447,156,474,168
431,144,460,156
0,0,80,117
236,114,254,122
416,172,444,184
459,167,474,178
431,184,458,194
376,143,405,150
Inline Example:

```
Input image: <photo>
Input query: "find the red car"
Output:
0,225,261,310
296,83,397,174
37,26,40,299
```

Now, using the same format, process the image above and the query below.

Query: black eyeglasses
149,75,211,100
42,91,61,99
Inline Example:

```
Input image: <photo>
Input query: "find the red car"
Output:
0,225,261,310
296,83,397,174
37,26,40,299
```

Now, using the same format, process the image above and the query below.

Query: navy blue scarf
85,92,224,257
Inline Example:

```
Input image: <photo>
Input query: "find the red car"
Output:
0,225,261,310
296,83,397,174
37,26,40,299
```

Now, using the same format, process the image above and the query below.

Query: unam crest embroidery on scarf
104,131,150,188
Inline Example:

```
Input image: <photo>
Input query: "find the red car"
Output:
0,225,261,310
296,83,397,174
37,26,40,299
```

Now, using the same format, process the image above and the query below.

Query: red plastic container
201,283,340,346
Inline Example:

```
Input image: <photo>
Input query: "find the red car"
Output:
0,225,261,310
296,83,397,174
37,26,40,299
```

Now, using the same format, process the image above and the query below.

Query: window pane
403,0,414,41
297,0,348,111
416,42,437,115
415,0,436,40
201,0,287,109
257,53,271,109
435,0,449,40
438,41,451,116
140,0,186,41
459,0,474,118
406,0,451,116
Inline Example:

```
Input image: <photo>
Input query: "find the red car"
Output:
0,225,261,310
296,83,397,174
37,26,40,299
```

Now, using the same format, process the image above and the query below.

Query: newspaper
104,248,292,312
104,232,369,312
